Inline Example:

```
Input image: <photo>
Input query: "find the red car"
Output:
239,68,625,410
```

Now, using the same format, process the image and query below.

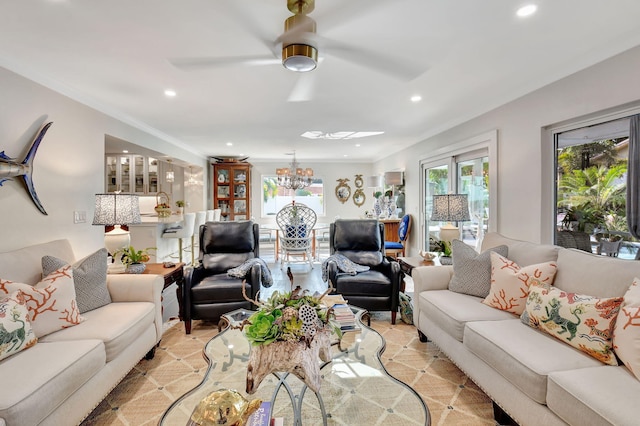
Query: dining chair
384,214,412,258
276,202,317,270
206,209,214,222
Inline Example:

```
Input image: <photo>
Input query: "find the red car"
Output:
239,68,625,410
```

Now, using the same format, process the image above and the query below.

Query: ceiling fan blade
320,36,427,81
287,73,317,102
311,0,389,33
218,0,280,57
169,55,281,70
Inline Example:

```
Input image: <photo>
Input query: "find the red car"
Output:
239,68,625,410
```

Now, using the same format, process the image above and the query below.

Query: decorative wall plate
354,174,364,188
335,178,351,204
353,188,366,207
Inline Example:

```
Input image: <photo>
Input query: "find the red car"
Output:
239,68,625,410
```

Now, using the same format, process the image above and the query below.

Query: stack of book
332,303,357,331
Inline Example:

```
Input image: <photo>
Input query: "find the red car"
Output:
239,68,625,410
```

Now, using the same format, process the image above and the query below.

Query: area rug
80,316,494,425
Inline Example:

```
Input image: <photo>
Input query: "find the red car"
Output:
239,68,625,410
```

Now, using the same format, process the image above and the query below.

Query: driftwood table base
246,330,332,394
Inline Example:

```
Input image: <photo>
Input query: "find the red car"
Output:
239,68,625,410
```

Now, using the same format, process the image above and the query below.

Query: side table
142,262,185,321
397,257,436,292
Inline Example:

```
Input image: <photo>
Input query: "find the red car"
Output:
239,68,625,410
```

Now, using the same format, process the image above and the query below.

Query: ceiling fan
169,0,426,101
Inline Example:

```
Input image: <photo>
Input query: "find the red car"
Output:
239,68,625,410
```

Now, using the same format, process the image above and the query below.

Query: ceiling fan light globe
282,44,317,72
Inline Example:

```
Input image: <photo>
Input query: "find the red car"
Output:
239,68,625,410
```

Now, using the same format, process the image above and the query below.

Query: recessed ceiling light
164,89,177,97
410,95,422,103
516,4,537,17
355,144,361,147
226,142,233,146
122,150,128,153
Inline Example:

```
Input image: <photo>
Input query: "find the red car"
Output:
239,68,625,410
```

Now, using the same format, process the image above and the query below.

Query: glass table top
160,308,430,425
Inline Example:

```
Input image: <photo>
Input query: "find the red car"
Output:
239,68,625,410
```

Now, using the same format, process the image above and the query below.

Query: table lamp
92,193,141,274
430,194,470,245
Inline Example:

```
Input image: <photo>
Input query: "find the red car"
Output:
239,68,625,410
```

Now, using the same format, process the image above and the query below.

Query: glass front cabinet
212,161,251,221
106,155,159,194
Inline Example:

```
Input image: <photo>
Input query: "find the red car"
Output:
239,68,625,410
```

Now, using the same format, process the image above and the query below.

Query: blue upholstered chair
384,214,412,258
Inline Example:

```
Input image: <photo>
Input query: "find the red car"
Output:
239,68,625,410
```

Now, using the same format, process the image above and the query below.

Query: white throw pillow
0,265,85,338
483,252,557,315
613,278,640,380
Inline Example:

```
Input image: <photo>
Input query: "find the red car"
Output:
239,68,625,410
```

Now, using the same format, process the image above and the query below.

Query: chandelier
275,151,314,190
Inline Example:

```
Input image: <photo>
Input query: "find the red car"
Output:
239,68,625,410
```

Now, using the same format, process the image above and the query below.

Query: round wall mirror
353,188,366,207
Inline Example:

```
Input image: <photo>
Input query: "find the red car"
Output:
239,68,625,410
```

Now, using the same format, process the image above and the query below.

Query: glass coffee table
160,308,430,425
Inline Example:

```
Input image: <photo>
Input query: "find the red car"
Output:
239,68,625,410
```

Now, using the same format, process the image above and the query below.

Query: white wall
249,161,373,227
376,45,640,256
0,67,206,258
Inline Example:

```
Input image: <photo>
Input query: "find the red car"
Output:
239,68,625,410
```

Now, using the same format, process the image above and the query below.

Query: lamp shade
367,175,383,188
431,194,470,222
92,193,141,226
384,171,404,186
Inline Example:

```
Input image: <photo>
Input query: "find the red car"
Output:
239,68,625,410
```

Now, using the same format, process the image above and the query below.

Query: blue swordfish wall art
0,121,53,215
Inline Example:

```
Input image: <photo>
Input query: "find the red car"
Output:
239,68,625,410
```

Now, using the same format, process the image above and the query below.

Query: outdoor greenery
557,139,628,234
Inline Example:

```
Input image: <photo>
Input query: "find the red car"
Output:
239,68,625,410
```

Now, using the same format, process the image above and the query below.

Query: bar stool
162,213,196,264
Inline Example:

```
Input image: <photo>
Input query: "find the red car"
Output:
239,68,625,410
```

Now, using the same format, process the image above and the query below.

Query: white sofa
413,232,640,426
0,239,164,426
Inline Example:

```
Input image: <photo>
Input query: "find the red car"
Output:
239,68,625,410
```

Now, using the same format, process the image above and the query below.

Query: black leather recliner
182,221,262,334
327,219,402,324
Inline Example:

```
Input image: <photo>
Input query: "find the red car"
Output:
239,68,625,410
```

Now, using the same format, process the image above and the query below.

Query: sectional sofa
0,239,164,426
413,232,639,426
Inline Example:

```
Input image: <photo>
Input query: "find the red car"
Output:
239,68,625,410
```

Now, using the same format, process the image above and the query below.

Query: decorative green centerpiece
114,245,156,274
241,271,340,394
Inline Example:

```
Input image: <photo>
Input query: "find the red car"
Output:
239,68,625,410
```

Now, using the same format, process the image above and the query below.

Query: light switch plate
74,211,87,224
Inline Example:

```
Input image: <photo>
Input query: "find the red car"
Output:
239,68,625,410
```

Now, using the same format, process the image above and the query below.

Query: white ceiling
2,0,640,162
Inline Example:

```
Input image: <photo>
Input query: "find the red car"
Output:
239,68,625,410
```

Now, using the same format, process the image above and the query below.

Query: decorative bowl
419,250,436,261
126,263,146,274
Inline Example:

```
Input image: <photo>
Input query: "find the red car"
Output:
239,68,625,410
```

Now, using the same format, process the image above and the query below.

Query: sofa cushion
0,265,85,337
555,248,640,298
483,252,557,315
613,278,640,380
0,292,37,361
0,339,105,426
464,319,604,404
547,366,639,426
42,248,111,313
521,281,623,365
420,290,514,342
0,239,75,285
38,301,154,362
449,239,508,297
481,232,560,266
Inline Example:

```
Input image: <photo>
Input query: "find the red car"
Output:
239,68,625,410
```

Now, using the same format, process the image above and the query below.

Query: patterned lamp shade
92,193,141,226
431,194,470,222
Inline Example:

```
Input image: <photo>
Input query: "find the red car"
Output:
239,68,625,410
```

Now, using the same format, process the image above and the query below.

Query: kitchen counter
129,214,186,262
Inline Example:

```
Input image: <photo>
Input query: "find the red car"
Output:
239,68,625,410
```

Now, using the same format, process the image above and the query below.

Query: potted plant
175,200,185,215
114,245,156,274
429,237,452,264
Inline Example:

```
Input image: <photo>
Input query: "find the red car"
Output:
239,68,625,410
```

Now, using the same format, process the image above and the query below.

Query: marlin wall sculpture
0,122,53,215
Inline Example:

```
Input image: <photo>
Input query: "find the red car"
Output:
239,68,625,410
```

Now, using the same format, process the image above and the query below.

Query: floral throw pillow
613,278,640,380
483,252,557,315
0,265,84,338
0,291,37,361
521,281,623,365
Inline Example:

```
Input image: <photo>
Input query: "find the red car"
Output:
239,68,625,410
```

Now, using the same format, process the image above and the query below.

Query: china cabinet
212,161,251,221
106,155,159,194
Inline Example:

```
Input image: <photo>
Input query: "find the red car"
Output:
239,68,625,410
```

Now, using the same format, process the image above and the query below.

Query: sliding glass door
423,151,489,250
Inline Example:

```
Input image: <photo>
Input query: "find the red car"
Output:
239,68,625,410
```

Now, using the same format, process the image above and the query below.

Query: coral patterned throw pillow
0,291,38,361
613,278,640,380
0,265,84,338
521,281,623,365
483,252,557,315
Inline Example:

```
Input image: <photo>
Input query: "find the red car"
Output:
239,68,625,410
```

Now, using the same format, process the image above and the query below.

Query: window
554,117,632,257
420,130,497,251
261,175,325,217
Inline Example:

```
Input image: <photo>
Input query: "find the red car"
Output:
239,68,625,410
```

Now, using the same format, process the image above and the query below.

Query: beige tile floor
80,247,495,426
